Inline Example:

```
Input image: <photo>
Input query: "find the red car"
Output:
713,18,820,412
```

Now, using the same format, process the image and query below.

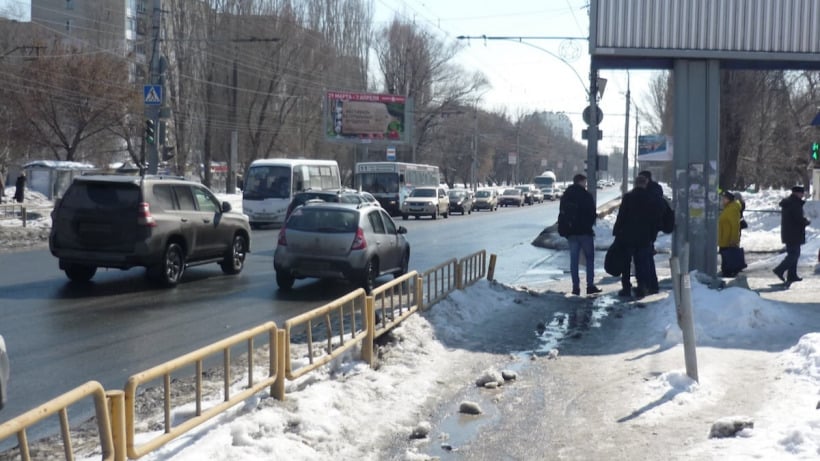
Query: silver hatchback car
274,203,410,293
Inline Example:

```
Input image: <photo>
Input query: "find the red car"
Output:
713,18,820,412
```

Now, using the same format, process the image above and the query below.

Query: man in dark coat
773,186,811,285
613,175,664,298
638,170,665,292
13,172,25,203
559,174,601,296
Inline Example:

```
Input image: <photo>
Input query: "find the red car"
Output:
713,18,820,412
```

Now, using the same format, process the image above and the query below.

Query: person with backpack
558,174,602,296
773,186,811,286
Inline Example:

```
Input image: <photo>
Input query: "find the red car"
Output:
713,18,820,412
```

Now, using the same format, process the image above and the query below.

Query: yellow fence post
362,296,375,368
107,390,127,461
487,254,497,281
273,329,287,401
416,274,424,311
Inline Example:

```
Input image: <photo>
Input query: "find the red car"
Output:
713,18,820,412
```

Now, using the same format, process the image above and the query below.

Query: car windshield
62,182,140,210
475,191,491,198
448,191,465,198
503,189,519,195
410,188,435,197
287,208,358,233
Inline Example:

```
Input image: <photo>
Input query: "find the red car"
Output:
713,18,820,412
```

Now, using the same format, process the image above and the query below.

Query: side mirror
397,226,407,234
221,201,232,213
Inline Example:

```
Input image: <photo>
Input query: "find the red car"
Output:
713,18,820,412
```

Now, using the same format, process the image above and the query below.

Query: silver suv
50,175,251,287
274,202,409,293
400,186,449,220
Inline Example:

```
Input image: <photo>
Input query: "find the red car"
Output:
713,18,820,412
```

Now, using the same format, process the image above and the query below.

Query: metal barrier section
0,204,51,227
371,271,421,339
420,258,458,309
123,322,279,460
0,380,114,461
458,250,487,288
284,289,368,380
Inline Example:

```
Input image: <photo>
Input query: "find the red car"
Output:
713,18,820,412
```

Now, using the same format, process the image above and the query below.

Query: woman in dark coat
772,186,810,284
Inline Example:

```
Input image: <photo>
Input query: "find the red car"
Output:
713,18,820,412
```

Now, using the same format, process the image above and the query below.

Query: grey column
672,60,720,275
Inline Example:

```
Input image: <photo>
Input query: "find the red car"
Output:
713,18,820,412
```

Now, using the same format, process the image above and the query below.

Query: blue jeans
568,234,595,288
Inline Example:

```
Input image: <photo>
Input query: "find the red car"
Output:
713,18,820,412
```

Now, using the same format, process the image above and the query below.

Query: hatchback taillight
277,228,287,246
350,227,367,250
137,202,157,227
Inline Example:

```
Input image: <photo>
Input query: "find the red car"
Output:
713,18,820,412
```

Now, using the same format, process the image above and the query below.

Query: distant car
285,189,378,220
529,186,544,204
401,186,449,220
0,334,7,410
448,189,474,215
515,185,535,205
597,180,606,189
49,175,251,287
274,202,410,293
540,186,557,201
499,188,524,207
473,188,498,211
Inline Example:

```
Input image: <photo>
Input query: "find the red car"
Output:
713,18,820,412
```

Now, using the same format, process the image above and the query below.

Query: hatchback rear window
61,182,140,210
287,208,358,233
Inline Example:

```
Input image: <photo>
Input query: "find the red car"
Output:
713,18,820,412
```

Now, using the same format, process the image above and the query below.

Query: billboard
325,91,410,145
638,135,673,162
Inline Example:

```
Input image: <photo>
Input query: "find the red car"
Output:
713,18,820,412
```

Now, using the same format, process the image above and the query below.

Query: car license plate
301,261,329,271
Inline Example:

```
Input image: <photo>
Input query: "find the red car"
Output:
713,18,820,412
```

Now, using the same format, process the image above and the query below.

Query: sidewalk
398,248,820,461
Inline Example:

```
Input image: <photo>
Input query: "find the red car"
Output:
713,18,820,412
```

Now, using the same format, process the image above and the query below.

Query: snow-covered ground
3,186,820,460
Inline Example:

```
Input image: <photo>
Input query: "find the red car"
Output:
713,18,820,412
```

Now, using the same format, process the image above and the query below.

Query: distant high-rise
31,0,148,79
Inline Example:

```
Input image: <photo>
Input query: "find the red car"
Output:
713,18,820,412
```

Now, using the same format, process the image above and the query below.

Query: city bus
242,158,340,227
354,161,440,215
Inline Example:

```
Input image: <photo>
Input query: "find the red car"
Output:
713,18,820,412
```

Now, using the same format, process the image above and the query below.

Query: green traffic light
813,142,819,161
145,119,155,145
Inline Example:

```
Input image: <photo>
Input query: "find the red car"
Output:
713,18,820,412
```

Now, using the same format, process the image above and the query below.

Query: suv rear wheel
276,271,294,290
151,242,185,287
220,234,246,275
63,263,97,283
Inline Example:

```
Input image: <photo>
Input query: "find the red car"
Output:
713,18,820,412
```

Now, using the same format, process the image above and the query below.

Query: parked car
498,188,524,207
285,189,378,220
49,175,251,287
401,186,449,220
473,188,498,211
448,189,474,215
0,334,8,411
274,202,410,293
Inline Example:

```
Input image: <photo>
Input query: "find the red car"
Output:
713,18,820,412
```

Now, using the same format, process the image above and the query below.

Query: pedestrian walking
13,172,25,203
558,174,602,296
613,175,664,298
717,190,745,277
772,186,811,286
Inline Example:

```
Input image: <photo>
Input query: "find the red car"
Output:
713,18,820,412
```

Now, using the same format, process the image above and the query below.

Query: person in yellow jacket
718,190,744,276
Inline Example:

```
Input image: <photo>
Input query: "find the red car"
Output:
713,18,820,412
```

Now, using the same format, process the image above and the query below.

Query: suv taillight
277,228,287,246
350,227,367,250
137,202,157,227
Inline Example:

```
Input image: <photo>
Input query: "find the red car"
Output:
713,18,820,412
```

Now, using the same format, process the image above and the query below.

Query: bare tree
5,41,136,162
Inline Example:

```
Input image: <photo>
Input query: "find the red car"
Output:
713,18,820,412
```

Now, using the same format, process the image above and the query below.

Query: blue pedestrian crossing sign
144,85,162,105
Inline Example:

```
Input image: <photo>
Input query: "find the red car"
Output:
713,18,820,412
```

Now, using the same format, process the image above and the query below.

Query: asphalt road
0,192,632,430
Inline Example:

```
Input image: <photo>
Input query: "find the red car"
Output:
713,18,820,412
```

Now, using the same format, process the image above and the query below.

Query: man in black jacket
773,186,811,286
638,170,665,293
613,175,664,298
559,174,601,296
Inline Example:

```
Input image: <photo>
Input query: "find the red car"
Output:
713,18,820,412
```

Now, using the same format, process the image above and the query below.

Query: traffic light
812,141,819,161
145,119,155,145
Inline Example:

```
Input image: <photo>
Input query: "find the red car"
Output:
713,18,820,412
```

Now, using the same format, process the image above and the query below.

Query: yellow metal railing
371,271,422,339
458,250,487,288
420,258,458,309
284,289,368,380
0,381,114,461
121,322,282,460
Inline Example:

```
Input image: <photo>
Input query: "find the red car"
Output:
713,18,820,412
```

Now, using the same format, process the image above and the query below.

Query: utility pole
472,105,478,190
586,68,600,206
145,0,162,175
622,71,631,194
